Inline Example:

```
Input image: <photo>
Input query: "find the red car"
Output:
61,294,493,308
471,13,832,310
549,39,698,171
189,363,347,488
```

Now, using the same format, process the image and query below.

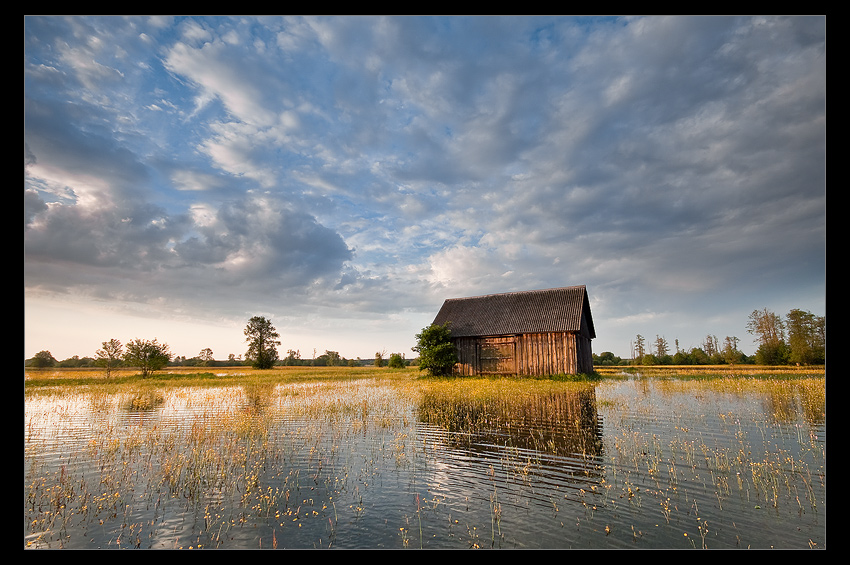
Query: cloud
24,16,825,359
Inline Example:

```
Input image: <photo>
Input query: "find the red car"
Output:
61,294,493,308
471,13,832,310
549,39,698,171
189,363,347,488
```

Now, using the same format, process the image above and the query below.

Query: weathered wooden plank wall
453,336,477,376
516,332,574,375
451,331,594,376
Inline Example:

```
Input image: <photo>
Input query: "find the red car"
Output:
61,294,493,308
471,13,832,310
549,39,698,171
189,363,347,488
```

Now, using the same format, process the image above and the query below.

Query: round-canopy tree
388,352,406,368
124,338,171,377
412,322,457,377
245,316,280,369
29,350,57,368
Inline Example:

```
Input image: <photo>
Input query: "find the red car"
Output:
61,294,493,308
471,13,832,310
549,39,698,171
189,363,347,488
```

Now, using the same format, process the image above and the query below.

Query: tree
652,337,673,363
641,353,660,365
324,350,341,366
58,355,95,368
689,347,710,365
722,336,745,364
412,323,458,377
244,316,280,369
702,335,719,358
654,335,669,358
388,352,406,368
198,347,214,366
124,338,171,377
282,349,302,366
95,339,123,378
593,351,623,366
633,334,646,364
374,349,386,368
747,308,788,365
29,350,57,368
672,349,691,365
786,309,825,365
747,308,784,347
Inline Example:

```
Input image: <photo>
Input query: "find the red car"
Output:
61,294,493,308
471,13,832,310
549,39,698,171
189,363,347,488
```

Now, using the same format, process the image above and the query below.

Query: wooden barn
431,285,596,376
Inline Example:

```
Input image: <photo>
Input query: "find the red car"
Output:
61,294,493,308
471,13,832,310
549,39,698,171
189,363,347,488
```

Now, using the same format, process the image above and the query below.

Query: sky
24,16,826,362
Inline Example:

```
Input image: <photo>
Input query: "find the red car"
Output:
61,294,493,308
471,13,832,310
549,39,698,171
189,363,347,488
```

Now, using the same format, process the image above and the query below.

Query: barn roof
432,285,596,339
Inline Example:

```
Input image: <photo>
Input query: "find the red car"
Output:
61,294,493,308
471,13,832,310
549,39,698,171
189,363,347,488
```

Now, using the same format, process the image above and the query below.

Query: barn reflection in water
417,385,604,466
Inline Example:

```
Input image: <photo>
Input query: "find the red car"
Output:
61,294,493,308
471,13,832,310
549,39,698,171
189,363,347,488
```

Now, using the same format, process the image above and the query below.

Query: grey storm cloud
171,196,353,283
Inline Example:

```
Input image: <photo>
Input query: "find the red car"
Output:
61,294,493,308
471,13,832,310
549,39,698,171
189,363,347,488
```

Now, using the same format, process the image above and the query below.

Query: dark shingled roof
432,285,595,339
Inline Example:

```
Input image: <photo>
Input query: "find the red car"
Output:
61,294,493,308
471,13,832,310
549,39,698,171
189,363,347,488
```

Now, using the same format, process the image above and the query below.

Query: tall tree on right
746,308,789,365
785,309,825,365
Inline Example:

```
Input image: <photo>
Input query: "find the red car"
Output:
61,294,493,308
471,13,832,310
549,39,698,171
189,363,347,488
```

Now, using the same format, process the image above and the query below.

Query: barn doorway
478,337,516,374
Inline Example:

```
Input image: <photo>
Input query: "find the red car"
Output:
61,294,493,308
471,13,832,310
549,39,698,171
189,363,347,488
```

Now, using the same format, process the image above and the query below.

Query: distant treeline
596,307,825,367
593,347,756,367
277,349,415,368
25,348,418,369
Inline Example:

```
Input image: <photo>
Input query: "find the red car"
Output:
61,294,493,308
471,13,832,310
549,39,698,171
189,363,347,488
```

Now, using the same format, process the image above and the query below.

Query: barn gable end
432,286,595,376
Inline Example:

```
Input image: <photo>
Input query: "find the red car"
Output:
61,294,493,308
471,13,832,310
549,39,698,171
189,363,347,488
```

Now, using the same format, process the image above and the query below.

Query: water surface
24,373,826,549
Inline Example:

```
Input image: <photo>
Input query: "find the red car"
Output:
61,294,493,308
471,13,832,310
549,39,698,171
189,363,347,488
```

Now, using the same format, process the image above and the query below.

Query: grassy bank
24,365,416,393
595,364,825,379
25,363,825,390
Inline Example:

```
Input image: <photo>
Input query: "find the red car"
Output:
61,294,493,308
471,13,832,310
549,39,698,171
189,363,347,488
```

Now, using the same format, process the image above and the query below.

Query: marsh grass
24,366,825,549
596,370,825,546
596,364,824,379
24,365,395,391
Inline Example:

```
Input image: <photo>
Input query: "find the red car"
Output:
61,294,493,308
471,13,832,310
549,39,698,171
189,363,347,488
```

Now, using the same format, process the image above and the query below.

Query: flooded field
24,367,826,549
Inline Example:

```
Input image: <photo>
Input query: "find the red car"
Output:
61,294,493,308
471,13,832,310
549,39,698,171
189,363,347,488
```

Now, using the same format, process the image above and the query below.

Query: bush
412,323,458,377
388,353,406,368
